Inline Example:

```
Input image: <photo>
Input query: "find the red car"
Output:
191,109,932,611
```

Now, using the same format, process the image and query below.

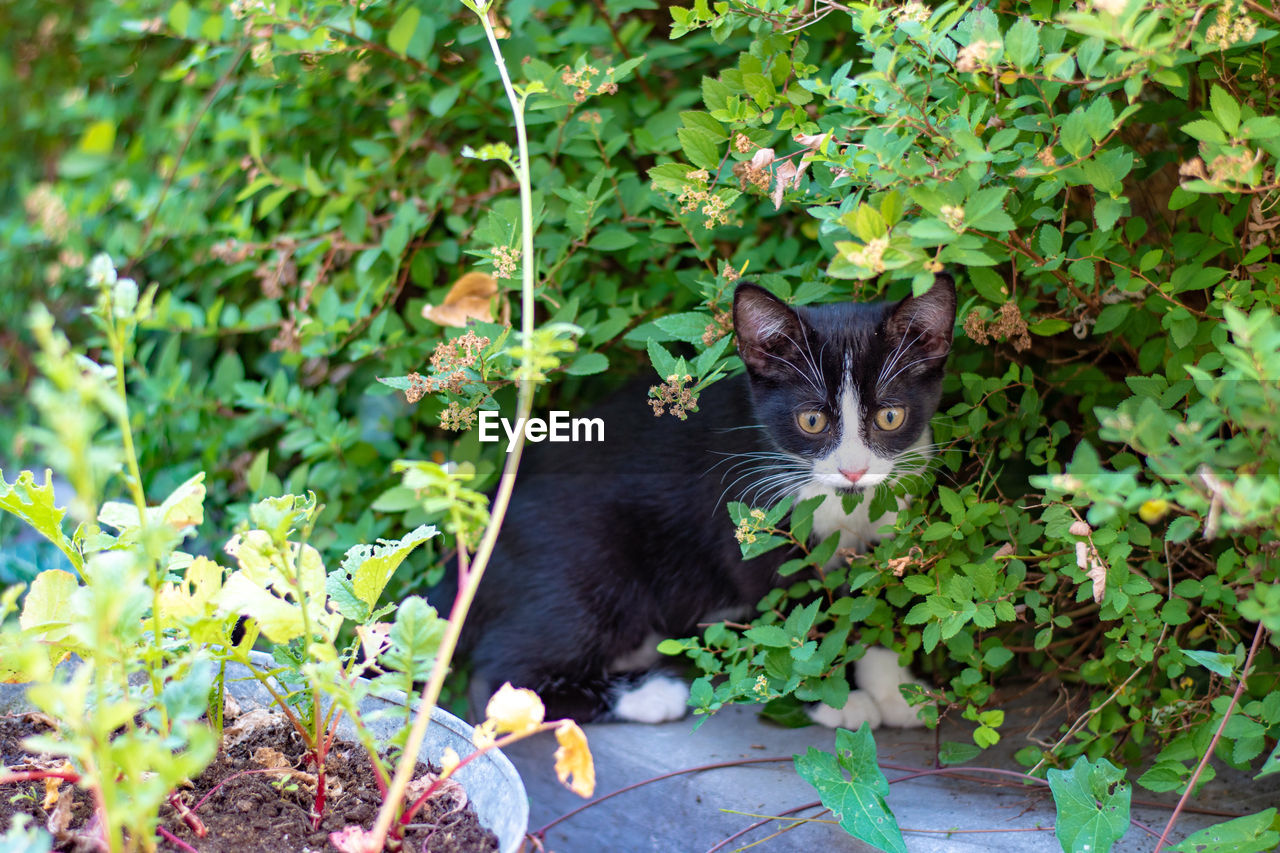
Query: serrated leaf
795,726,908,853
1048,756,1130,853
1167,809,1278,853
0,469,80,571
745,624,790,647
337,524,437,614
1209,85,1240,136
655,312,713,343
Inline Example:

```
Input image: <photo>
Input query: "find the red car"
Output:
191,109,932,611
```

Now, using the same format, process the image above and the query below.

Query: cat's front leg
808,647,925,730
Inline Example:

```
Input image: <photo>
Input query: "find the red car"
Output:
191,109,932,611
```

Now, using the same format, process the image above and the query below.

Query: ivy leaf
0,469,80,571
1167,809,1278,853
1047,756,1131,853
794,725,908,853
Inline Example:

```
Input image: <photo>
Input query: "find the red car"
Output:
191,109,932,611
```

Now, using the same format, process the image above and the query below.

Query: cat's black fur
447,274,956,721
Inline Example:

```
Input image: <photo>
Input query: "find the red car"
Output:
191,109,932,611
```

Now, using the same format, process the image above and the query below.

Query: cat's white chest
798,482,901,559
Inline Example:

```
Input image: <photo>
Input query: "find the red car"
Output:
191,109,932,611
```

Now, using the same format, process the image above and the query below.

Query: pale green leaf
0,469,80,571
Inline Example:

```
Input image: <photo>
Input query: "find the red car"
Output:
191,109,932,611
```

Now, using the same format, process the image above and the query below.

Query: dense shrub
3,0,1278,809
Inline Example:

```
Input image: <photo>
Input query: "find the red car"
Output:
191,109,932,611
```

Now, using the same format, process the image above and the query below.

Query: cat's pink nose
839,467,867,485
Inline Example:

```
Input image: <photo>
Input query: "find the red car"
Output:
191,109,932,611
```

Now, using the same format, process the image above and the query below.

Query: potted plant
0,0,599,845
0,251,588,852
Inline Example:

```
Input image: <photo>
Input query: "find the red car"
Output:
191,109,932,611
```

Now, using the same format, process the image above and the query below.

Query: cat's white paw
856,646,926,728
613,675,690,723
808,689,882,730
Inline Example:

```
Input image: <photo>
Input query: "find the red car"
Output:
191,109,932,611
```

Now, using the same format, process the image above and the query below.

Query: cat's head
732,274,956,493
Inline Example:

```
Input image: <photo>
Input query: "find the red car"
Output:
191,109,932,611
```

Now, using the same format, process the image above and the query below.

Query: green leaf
1165,515,1199,543
565,352,609,375
1209,85,1240,136
1181,119,1226,144
0,469,80,571
19,569,79,644
388,7,420,57
677,126,722,171
1167,809,1279,853
655,311,712,343
337,524,437,614
383,595,446,673
1181,649,1236,678
1004,17,1040,70
794,726,908,853
938,740,982,765
1047,757,1131,853
745,624,790,647
647,339,678,378
588,228,638,251
79,120,116,155
1029,318,1071,336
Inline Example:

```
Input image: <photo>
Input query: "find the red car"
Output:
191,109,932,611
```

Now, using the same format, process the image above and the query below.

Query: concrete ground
503,685,1277,853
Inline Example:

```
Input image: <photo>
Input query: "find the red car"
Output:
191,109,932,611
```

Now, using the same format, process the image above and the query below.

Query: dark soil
0,713,500,853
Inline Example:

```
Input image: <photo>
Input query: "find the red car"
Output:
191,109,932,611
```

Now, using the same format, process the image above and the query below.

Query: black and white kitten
453,273,956,725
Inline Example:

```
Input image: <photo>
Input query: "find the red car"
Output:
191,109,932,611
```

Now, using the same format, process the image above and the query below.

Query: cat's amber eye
796,410,829,434
874,406,907,431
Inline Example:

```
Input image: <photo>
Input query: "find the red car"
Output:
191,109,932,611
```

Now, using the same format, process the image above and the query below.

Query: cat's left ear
884,272,956,359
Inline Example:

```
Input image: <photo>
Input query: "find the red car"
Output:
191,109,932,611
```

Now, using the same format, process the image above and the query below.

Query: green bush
4,0,1278,838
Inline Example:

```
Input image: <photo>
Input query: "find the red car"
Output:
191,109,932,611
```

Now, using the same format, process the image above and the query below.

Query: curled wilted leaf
554,719,595,797
422,271,497,327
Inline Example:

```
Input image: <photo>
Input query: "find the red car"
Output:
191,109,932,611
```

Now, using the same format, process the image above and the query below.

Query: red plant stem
310,764,326,832
191,768,300,813
1153,622,1267,853
167,791,207,837
157,825,201,853
0,769,81,785
398,726,553,827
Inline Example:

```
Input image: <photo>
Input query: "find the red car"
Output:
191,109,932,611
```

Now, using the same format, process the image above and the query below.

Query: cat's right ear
733,284,806,381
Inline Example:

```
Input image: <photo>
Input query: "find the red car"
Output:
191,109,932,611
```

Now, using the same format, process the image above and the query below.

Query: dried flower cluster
845,236,889,274
896,1,931,24
254,253,297,300
560,64,618,102
956,39,1000,72
24,183,68,243
1180,149,1265,186
940,204,966,232
675,170,731,228
963,301,1031,351
1205,2,1257,51
439,401,478,431
649,374,698,419
702,309,733,346
492,245,520,279
210,239,253,264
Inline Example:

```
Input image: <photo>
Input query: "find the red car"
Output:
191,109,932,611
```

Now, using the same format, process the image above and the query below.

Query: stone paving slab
505,688,1274,853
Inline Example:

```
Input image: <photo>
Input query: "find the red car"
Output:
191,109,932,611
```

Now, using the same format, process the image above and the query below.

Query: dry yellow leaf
554,720,595,798
421,271,497,327
483,682,545,735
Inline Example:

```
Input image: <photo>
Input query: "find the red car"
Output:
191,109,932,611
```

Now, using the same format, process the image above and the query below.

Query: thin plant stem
1153,621,1267,853
364,2,539,846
